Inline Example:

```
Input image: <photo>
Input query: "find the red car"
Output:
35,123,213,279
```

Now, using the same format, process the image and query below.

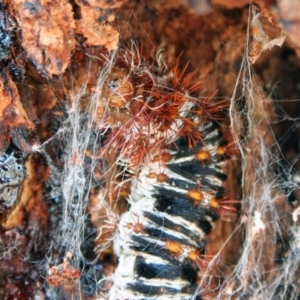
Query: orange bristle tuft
209,197,240,219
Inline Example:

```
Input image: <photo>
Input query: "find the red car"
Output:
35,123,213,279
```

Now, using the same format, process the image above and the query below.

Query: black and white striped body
109,121,227,300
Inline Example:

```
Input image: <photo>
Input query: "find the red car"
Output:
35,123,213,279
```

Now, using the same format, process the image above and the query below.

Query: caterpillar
110,123,227,299
98,46,232,300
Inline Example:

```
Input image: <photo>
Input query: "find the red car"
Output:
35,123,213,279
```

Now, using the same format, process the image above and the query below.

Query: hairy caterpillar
110,123,227,299
97,46,233,299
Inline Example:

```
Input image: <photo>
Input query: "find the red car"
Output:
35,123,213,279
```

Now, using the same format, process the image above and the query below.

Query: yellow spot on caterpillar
147,172,169,182
188,249,199,262
188,189,204,203
217,146,226,155
165,241,183,257
147,172,156,179
153,152,172,162
195,150,210,161
209,198,219,209
156,173,169,183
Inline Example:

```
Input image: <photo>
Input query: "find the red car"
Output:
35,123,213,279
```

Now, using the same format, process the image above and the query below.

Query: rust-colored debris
0,72,35,151
75,0,120,50
5,0,76,76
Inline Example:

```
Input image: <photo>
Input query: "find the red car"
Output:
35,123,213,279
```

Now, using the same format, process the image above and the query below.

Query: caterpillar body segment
109,121,227,300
